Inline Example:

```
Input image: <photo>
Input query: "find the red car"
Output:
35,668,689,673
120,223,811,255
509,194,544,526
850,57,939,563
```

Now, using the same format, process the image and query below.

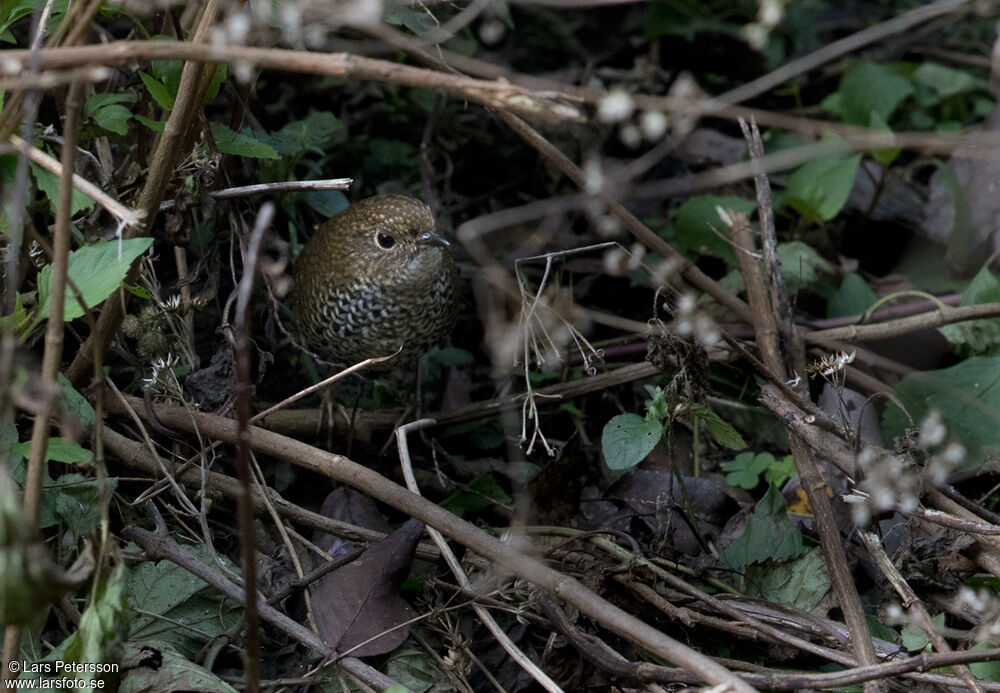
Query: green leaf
138,71,173,110
440,473,511,516
969,642,1000,681
829,62,913,126
900,612,945,652
38,473,117,538
305,189,349,216
601,413,662,470
61,563,130,688
934,162,979,275
829,272,877,318
784,152,862,222
85,93,135,134
688,403,746,450
722,451,772,489
723,484,807,570
29,162,95,216
777,241,834,295
204,64,227,103
940,266,1000,356
883,355,1000,470
764,454,796,486
12,437,91,464
744,548,831,614
90,104,132,135
670,196,756,262
913,62,981,103
261,111,343,156
120,642,238,693
36,237,154,324
134,114,165,132
58,374,96,428
869,111,900,166
0,0,33,41
209,124,279,159
127,544,242,659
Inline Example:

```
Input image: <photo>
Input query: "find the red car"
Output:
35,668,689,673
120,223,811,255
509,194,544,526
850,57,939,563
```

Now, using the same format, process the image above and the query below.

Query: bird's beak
418,232,450,248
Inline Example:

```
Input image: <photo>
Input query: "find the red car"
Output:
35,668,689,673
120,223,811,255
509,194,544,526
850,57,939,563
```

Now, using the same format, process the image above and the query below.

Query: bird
289,194,461,370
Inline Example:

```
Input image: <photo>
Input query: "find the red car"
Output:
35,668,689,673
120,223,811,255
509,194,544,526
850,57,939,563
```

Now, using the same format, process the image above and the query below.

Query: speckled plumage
289,195,460,369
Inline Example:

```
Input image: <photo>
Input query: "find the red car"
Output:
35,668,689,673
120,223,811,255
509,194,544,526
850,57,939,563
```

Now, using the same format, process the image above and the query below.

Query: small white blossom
598,88,634,123
479,19,505,45
619,123,641,149
918,410,946,449
640,110,668,141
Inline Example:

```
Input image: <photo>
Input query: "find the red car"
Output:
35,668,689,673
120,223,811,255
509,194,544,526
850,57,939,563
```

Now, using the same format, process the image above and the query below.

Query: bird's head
323,195,450,280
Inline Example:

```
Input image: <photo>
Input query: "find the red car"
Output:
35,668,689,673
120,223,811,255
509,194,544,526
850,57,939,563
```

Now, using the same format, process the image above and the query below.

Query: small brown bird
289,195,460,369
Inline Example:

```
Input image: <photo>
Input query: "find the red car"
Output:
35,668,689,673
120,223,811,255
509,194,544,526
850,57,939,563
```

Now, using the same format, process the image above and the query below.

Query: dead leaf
310,518,424,657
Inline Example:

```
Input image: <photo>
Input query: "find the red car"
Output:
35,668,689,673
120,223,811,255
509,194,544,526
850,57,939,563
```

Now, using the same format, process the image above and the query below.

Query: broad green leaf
12,437,91,464
900,612,945,652
829,272,877,318
913,62,981,103
0,0,33,41
441,473,511,516
869,111,900,166
601,413,662,470
90,104,132,135
38,473,117,536
940,266,1000,356
969,642,1000,681
128,544,242,659
138,71,173,110
670,196,756,262
744,548,831,614
828,62,913,126
784,152,862,222
777,241,834,295
723,484,807,570
883,355,1000,470
688,403,746,450
36,237,154,324
119,643,237,693
29,162,95,216
209,124,279,159
61,563,130,689
261,111,343,156
305,189,349,216
935,162,979,275
58,374,96,428
85,93,135,134
134,114,165,132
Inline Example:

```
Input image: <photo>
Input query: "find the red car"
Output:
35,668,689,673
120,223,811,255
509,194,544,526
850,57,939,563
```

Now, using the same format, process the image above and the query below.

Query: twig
729,122,883,690
159,178,354,210
719,0,971,104
4,78,83,684
811,302,1000,342
63,0,223,387
123,505,398,690
396,419,564,693
230,203,275,693
120,394,756,691
102,425,440,560
0,65,111,90
858,531,984,693
7,134,143,228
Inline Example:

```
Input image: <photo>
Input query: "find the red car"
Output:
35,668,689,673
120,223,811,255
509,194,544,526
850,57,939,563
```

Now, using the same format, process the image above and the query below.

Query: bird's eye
376,233,396,249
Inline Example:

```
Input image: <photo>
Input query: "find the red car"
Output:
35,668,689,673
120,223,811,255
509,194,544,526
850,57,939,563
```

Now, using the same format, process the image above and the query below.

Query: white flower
918,410,946,448
598,89,634,123
640,111,668,141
